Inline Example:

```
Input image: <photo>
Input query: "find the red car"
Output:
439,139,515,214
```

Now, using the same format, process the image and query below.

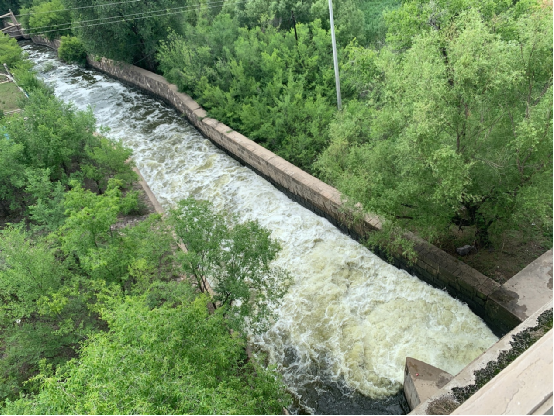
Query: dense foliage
2,0,552,250
25,0,70,40
3,294,289,414
170,199,291,332
159,18,337,171
0,33,22,67
0,40,290,413
0,0,17,13
317,0,553,249
151,0,400,172
57,35,86,65
61,0,187,70
0,0,551,411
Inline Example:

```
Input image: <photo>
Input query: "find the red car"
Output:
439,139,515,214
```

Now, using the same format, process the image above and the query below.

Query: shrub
0,33,23,67
58,36,87,66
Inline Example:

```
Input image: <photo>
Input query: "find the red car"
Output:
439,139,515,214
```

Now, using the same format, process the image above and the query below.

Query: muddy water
25,43,497,414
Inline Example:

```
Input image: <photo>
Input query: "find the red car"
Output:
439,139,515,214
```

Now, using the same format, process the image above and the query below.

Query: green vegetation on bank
0,38,290,414
9,0,549,258
57,35,86,65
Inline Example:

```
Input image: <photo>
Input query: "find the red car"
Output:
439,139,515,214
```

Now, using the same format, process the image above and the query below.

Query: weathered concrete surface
30,36,60,49
452,329,553,415
495,249,553,321
410,300,553,415
404,357,453,410
132,167,163,215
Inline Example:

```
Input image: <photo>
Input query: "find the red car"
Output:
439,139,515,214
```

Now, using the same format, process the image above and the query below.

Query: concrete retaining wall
30,36,60,49
81,54,521,336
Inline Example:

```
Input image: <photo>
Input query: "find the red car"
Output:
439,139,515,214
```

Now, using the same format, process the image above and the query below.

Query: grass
0,81,25,113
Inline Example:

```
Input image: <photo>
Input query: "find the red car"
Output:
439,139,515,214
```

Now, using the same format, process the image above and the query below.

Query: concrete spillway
25,43,498,414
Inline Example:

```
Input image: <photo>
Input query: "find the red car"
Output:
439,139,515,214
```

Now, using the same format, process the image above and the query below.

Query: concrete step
404,357,454,410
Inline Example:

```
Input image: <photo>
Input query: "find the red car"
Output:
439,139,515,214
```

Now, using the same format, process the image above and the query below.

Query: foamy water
26,44,497,412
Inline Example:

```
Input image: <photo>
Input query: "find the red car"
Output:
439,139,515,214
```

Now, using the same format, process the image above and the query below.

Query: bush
0,33,23,67
3,294,291,415
58,36,87,66
158,19,337,172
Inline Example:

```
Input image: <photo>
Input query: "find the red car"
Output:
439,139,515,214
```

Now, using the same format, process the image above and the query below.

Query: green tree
57,35,87,65
27,0,71,40
0,185,176,404
6,91,96,180
0,227,96,403
383,0,536,50
158,19,337,171
317,3,553,248
81,136,137,194
0,0,20,14
0,32,23,67
60,179,140,283
62,0,186,70
0,134,25,213
25,168,66,231
169,199,291,332
223,0,380,44
3,294,290,414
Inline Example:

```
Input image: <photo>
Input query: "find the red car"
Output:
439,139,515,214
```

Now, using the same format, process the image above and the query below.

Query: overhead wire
26,1,225,31
22,0,238,36
15,0,142,17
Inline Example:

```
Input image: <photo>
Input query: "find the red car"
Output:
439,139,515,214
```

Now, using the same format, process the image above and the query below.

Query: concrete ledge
404,358,453,410
410,301,553,415
30,36,60,50
132,167,163,215
451,329,552,415
499,249,553,321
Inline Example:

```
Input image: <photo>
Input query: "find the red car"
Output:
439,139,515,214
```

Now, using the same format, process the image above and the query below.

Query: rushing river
25,43,498,414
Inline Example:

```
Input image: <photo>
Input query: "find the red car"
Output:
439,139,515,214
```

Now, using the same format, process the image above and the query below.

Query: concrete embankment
28,36,538,336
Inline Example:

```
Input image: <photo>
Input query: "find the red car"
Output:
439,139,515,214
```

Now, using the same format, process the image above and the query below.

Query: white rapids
26,44,497,405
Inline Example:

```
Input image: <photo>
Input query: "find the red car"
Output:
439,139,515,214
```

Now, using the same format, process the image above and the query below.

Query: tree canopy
317,0,552,248
3,294,290,415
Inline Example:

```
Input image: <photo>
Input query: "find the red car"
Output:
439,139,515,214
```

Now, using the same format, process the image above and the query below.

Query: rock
456,245,476,256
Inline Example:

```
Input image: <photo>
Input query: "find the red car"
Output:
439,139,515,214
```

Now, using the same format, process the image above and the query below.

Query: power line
15,0,142,17
22,0,230,34
23,0,240,36
28,1,227,31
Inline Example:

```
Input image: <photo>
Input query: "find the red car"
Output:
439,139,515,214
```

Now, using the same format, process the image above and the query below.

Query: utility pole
328,0,342,110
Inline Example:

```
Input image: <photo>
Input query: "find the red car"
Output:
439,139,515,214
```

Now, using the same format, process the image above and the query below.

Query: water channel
25,43,498,414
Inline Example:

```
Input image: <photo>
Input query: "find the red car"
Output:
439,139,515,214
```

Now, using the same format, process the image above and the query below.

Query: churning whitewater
26,44,497,411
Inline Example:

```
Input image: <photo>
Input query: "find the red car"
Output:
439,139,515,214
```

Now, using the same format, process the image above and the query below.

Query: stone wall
82,55,521,336
30,36,60,49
